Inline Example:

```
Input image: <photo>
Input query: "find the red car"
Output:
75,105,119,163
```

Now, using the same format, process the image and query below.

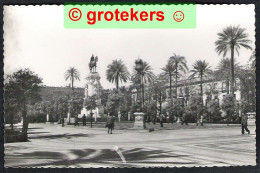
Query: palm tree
106,60,130,89
132,59,155,106
215,25,252,96
215,58,240,94
249,51,256,71
189,60,211,101
161,59,176,99
170,54,188,98
64,67,80,91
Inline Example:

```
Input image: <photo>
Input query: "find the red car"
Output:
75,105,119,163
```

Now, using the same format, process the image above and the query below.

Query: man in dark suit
241,111,250,135
106,114,115,134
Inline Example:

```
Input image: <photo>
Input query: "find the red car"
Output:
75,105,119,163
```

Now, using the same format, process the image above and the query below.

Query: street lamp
135,59,144,111
133,58,146,129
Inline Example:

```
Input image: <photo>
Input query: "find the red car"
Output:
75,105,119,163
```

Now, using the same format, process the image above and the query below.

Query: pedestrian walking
61,116,65,127
143,113,147,129
181,112,188,125
196,113,204,126
200,114,204,126
82,114,86,126
241,111,250,135
74,115,79,126
106,113,115,134
196,113,199,126
166,115,170,124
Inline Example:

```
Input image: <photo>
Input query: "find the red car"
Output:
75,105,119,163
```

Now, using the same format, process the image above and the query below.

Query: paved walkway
5,123,256,168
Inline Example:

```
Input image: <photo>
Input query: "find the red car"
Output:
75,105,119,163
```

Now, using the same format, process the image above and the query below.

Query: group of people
154,110,251,135
155,113,204,127
61,112,115,134
73,114,87,126
62,110,251,136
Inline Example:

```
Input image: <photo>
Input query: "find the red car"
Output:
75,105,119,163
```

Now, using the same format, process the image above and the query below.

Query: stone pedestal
67,112,71,124
177,117,181,123
133,112,144,129
46,114,49,122
118,112,121,122
128,112,131,121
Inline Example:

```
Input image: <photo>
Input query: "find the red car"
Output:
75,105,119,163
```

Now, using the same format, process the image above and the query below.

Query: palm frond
106,59,130,87
215,25,252,57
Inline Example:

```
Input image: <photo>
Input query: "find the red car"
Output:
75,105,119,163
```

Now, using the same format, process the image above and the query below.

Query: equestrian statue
89,54,98,73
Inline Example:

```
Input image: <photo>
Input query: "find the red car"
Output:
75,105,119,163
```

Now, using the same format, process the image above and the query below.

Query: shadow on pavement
27,132,50,134
8,148,197,167
29,133,92,140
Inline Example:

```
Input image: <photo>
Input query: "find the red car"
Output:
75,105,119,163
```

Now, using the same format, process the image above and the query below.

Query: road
4,123,256,168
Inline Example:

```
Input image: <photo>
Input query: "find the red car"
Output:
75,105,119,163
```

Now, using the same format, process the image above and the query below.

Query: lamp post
133,59,146,129
135,59,144,111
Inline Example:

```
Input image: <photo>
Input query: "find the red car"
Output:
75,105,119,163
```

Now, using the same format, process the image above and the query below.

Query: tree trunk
229,45,235,123
139,76,142,110
159,92,162,114
200,76,203,96
200,74,203,105
169,74,173,121
72,77,74,91
230,45,235,96
116,74,119,89
154,96,158,124
10,114,14,130
169,74,172,99
226,79,230,94
175,71,178,99
90,109,93,128
142,75,145,108
22,104,28,133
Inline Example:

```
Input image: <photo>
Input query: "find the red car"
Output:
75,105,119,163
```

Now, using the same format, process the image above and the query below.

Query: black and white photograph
3,4,256,168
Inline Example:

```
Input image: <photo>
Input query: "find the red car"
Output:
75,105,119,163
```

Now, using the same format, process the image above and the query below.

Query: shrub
207,99,222,122
221,94,239,122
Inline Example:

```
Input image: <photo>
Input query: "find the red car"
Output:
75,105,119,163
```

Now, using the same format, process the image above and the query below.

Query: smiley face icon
173,11,184,22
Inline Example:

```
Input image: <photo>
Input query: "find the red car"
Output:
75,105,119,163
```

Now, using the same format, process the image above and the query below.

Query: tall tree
106,60,130,89
161,59,176,100
64,67,80,91
189,60,211,103
106,89,123,116
150,76,167,123
85,95,98,128
169,54,188,98
215,25,252,95
5,69,42,133
249,51,256,72
215,58,240,94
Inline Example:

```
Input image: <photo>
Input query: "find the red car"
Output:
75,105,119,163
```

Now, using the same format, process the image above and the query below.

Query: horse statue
89,55,98,73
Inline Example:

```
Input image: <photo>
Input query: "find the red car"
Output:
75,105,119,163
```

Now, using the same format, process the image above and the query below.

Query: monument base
78,107,103,119
133,112,145,129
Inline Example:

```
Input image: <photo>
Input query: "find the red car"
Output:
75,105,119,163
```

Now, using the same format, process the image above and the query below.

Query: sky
4,5,255,89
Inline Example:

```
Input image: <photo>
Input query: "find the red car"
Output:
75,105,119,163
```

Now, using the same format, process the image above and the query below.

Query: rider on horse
89,55,98,73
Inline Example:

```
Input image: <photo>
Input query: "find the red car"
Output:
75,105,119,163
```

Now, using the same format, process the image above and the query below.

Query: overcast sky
4,5,255,89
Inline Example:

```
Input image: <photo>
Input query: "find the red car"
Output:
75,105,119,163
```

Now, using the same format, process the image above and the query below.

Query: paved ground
4,123,256,168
